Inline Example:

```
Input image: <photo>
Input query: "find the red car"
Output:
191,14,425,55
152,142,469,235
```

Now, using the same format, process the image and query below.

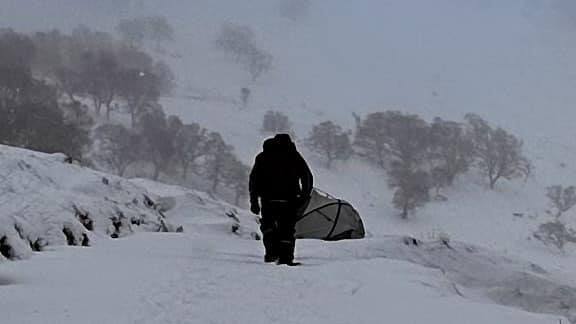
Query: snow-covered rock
1,144,573,323
130,178,260,239
0,144,256,262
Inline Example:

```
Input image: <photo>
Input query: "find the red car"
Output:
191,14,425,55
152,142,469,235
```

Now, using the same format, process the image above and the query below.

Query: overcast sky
2,0,576,136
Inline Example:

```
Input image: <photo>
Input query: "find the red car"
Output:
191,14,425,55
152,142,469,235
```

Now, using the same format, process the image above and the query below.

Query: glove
296,195,310,207
250,202,261,215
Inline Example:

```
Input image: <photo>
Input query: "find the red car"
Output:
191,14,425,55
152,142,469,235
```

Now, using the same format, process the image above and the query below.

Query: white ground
0,220,567,324
0,146,572,323
2,1,576,322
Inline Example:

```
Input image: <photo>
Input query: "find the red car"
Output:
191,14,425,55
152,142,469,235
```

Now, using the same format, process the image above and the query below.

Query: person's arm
297,153,313,198
249,155,262,213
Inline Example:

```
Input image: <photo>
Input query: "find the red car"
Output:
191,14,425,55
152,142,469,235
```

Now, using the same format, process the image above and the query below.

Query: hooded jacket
249,135,313,204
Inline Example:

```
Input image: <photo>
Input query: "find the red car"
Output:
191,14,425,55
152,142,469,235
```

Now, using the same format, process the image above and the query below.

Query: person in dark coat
249,134,313,265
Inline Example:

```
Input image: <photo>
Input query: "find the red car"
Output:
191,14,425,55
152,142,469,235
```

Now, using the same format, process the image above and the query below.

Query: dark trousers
260,200,297,262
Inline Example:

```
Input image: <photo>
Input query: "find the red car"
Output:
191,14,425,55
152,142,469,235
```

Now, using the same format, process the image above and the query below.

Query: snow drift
0,144,257,262
304,236,576,322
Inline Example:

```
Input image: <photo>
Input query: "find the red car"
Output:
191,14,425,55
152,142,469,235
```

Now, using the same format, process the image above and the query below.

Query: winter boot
264,255,279,263
277,259,301,266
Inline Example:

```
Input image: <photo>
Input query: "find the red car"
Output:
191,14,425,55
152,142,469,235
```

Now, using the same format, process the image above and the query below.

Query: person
249,134,313,265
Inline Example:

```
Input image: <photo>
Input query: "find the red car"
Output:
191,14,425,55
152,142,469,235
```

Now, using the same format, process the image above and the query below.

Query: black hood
262,138,276,153
274,133,296,153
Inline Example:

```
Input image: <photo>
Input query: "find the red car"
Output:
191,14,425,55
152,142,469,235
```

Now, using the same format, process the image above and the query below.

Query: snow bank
0,142,261,264
130,178,260,239
299,236,576,322
0,144,183,261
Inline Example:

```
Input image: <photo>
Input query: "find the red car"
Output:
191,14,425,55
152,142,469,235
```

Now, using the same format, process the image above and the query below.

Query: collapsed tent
295,189,365,241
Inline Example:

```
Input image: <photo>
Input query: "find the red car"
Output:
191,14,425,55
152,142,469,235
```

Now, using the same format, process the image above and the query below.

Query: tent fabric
295,189,365,241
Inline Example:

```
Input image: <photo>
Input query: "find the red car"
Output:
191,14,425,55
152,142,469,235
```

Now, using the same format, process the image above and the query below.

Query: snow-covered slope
148,0,576,276
0,144,256,262
2,1,576,322
0,225,570,323
1,140,575,322
130,178,260,239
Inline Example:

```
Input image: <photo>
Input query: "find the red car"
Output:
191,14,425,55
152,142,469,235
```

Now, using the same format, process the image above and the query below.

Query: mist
2,0,576,145
4,2,576,322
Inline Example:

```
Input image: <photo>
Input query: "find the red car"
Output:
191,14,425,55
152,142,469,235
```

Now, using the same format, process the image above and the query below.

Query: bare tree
215,23,255,61
8,103,89,159
533,220,576,251
246,49,273,81
215,23,273,81
137,108,175,180
224,156,250,206
428,118,474,192
60,100,93,129
54,67,84,102
546,185,576,218
93,124,142,176
118,69,161,128
261,110,292,134
388,162,431,219
30,30,65,80
30,25,171,120
306,121,353,168
113,44,155,71
50,27,115,102
152,61,175,96
355,111,430,169
355,111,432,217
70,25,116,52
354,112,389,169
0,31,89,159
0,29,35,104
173,122,209,180
203,132,235,194
465,114,531,189
77,50,120,117
0,93,89,159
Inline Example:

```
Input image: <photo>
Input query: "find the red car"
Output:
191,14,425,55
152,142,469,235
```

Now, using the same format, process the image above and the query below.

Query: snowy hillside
0,143,573,323
2,0,576,322
0,144,256,262
133,0,576,278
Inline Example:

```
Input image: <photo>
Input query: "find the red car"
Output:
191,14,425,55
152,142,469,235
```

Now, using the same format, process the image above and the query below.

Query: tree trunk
180,160,190,180
211,177,219,194
105,102,113,120
326,150,333,169
118,165,127,177
152,163,161,181
93,98,102,115
489,176,498,190
488,165,499,190
446,172,456,186
377,150,386,170
130,107,137,128
401,203,409,219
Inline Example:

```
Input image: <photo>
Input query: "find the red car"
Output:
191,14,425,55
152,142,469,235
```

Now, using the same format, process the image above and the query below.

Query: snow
0,144,571,322
2,1,576,322
0,144,571,323
0,144,255,261
0,231,566,324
